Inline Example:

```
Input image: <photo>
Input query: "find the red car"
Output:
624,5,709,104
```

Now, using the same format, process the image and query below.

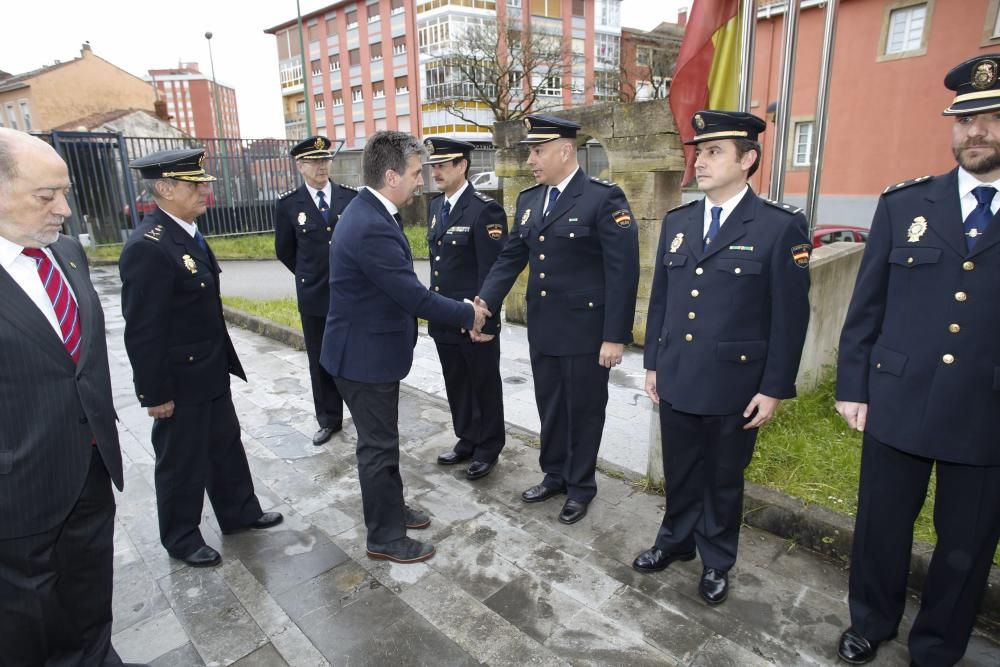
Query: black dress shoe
437,450,472,465
699,567,729,605
465,460,495,480
837,627,894,665
558,499,589,524
404,506,431,529
521,483,565,503
312,424,342,446
175,545,221,568
222,511,284,535
632,546,696,572
366,536,435,563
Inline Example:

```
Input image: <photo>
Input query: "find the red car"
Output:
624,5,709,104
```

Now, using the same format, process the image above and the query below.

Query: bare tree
426,19,577,129
620,41,679,103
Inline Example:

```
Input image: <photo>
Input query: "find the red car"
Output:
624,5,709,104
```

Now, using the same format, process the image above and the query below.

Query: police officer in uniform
425,137,509,480
120,149,282,568
275,136,358,445
633,111,811,606
835,55,1000,667
477,114,639,524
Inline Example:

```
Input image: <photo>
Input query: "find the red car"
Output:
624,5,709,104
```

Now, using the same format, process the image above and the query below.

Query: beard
953,140,1000,174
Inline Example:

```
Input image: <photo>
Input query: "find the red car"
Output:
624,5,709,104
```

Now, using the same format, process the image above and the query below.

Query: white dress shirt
160,209,200,239
957,167,1000,221
306,181,333,212
702,185,750,239
545,167,580,214
366,186,401,219
444,180,469,213
0,235,78,339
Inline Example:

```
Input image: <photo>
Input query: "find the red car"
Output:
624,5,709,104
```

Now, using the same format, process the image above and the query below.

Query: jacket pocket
664,253,687,268
182,273,215,291
888,247,941,267
716,340,767,363
870,343,907,376
553,225,591,239
569,291,604,310
168,339,213,364
715,258,763,276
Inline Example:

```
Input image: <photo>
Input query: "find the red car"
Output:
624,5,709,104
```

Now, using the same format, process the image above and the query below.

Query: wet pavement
91,267,999,666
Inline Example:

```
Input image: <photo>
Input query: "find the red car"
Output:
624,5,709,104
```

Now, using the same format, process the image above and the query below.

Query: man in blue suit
633,111,811,606
321,131,489,564
834,55,1000,667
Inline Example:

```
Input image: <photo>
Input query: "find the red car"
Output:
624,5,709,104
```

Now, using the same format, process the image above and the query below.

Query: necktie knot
442,200,451,216
22,247,45,261
973,185,996,208
545,187,560,215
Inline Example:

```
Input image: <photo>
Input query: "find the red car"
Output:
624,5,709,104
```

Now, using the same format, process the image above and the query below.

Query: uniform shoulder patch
278,189,296,200
882,175,933,195
590,176,617,187
474,191,494,202
790,243,811,268
761,198,804,215
667,200,698,214
611,208,633,229
142,223,164,242
338,183,359,192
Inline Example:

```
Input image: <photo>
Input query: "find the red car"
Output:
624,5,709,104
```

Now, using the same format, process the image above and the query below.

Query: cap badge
694,114,705,130
907,216,928,243
198,153,206,168
314,137,325,150
973,60,998,90
424,139,434,154
523,117,532,130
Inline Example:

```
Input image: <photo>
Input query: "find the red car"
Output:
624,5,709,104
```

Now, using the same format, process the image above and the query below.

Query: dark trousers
849,434,1000,667
436,337,505,463
0,448,122,667
334,377,407,545
655,401,757,571
301,312,343,428
151,391,263,557
529,348,609,503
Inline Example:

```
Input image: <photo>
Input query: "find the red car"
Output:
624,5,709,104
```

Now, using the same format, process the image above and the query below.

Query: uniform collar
957,167,1000,200
704,184,750,226
305,180,333,203
159,208,199,237
444,180,469,210
548,167,579,198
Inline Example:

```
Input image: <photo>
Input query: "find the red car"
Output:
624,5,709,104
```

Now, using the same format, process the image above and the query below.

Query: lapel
295,184,326,227
522,187,546,234
537,169,587,234
921,169,967,257
48,238,95,369
156,208,218,275
0,249,78,370
678,199,707,263
359,188,411,260
429,195,447,243
446,186,471,233
329,180,351,223
699,188,755,262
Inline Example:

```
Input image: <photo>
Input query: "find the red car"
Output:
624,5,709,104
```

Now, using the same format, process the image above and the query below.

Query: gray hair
145,178,170,199
0,134,18,194
362,131,425,189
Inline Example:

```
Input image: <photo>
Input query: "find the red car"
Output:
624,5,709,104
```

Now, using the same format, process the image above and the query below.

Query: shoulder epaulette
142,223,164,242
278,188,296,200
474,191,494,203
338,183,359,192
667,200,698,214
882,175,933,195
590,176,617,187
761,198,804,215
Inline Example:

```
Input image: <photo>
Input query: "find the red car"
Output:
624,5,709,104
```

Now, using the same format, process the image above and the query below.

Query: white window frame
793,121,814,167
885,3,927,55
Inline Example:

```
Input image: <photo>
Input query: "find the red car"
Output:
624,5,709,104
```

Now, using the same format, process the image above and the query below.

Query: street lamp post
205,31,233,206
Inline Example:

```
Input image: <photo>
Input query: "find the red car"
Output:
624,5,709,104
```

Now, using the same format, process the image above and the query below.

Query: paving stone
483,572,586,644
112,608,189,665
111,556,171,635
597,586,716,663
231,643,289,666
544,605,677,666
687,634,776,667
148,642,205,667
428,532,524,601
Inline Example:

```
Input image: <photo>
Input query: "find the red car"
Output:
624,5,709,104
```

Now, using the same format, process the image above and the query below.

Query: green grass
88,227,430,262
222,296,302,331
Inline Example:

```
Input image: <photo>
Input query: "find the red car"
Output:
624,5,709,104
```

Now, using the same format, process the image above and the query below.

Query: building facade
619,22,682,103
0,44,155,133
146,63,241,138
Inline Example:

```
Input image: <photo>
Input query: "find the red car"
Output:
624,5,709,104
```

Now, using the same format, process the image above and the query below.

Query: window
308,22,320,43
595,33,620,67
311,59,322,76
366,3,379,23
332,93,344,106
351,86,363,103
530,0,560,19
885,3,927,54
508,0,521,7
370,42,382,60
572,0,585,17
395,76,409,94
329,55,341,71
345,8,358,28
572,38,585,56
508,69,523,90
5,103,18,129
349,48,361,67
314,94,325,110
373,81,385,99
393,36,406,55
539,74,562,96
296,100,306,114
793,121,814,167
325,16,337,36
391,0,404,14
636,46,651,66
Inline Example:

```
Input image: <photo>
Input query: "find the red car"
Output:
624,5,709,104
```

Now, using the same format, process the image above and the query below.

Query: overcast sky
1,0,689,138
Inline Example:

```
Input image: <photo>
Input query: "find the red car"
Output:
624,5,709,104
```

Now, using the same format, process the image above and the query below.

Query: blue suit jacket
320,188,475,383
837,169,1000,465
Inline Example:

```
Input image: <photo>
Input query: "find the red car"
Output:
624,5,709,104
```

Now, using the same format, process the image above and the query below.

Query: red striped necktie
22,248,83,363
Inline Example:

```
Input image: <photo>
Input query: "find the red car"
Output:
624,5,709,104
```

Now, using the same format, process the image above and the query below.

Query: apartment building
146,63,241,138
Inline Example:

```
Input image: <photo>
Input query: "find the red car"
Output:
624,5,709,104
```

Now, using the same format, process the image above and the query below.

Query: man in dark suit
632,111,811,606
424,137,508,480
274,136,357,446
834,55,1000,667
476,114,640,525
0,129,133,665
321,131,489,564
119,149,282,569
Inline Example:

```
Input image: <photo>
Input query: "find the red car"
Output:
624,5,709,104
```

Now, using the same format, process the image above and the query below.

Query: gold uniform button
942,354,955,364
200,282,206,288
435,256,441,261
540,290,547,297
588,302,594,308
539,235,545,242
688,312,696,320
539,254,546,260
684,333,693,342
438,241,442,246
734,267,742,275
326,226,332,231
691,289,700,297
949,323,961,333
188,356,194,362
876,362,881,369
434,271,439,276
963,261,975,271
139,394,144,400
955,291,967,302
739,354,748,362
452,240,457,245
434,286,440,292
906,257,914,264
539,273,545,279
301,278,306,283
695,267,704,275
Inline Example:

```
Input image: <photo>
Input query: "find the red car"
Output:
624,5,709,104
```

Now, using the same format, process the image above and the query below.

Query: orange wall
751,0,998,196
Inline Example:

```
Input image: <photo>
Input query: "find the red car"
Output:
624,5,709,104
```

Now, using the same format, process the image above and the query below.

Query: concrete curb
222,305,1000,627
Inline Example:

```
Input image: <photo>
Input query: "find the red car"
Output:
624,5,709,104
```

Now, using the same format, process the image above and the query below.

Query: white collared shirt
444,181,469,213
159,208,199,238
0,234,78,339
366,186,400,219
305,180,333,211
957,167,1000,220
703,185,750,239
545,167,579,214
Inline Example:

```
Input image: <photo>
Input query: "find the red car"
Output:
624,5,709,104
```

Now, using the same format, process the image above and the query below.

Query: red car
812,225,868,248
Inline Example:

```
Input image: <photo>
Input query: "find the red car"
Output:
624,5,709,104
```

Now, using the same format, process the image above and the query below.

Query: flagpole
769,0,802,201
738,0,757,113
805,0,839,232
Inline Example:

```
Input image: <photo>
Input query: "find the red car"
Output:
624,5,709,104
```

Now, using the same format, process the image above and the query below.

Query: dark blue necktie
441,199,451,227
704,206,722,250
545,187,560,216
317,190,330,224
194,230,209,254
964,186,996,251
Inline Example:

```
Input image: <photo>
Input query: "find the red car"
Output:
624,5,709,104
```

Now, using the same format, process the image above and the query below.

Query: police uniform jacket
644,190,811,416
427,185,507,343
479,169,639,356
837,169,1000,466
274,181,358,316
321,188,475,384
120,208,246,407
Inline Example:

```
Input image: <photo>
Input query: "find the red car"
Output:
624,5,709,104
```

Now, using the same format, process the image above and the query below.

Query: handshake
463,296,494,342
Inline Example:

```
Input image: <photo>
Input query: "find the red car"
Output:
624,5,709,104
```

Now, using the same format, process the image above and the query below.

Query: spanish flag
670,0,743,185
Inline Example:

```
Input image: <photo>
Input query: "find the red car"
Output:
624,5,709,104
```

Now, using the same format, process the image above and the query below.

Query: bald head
0,128,72,248
0,128,63,195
